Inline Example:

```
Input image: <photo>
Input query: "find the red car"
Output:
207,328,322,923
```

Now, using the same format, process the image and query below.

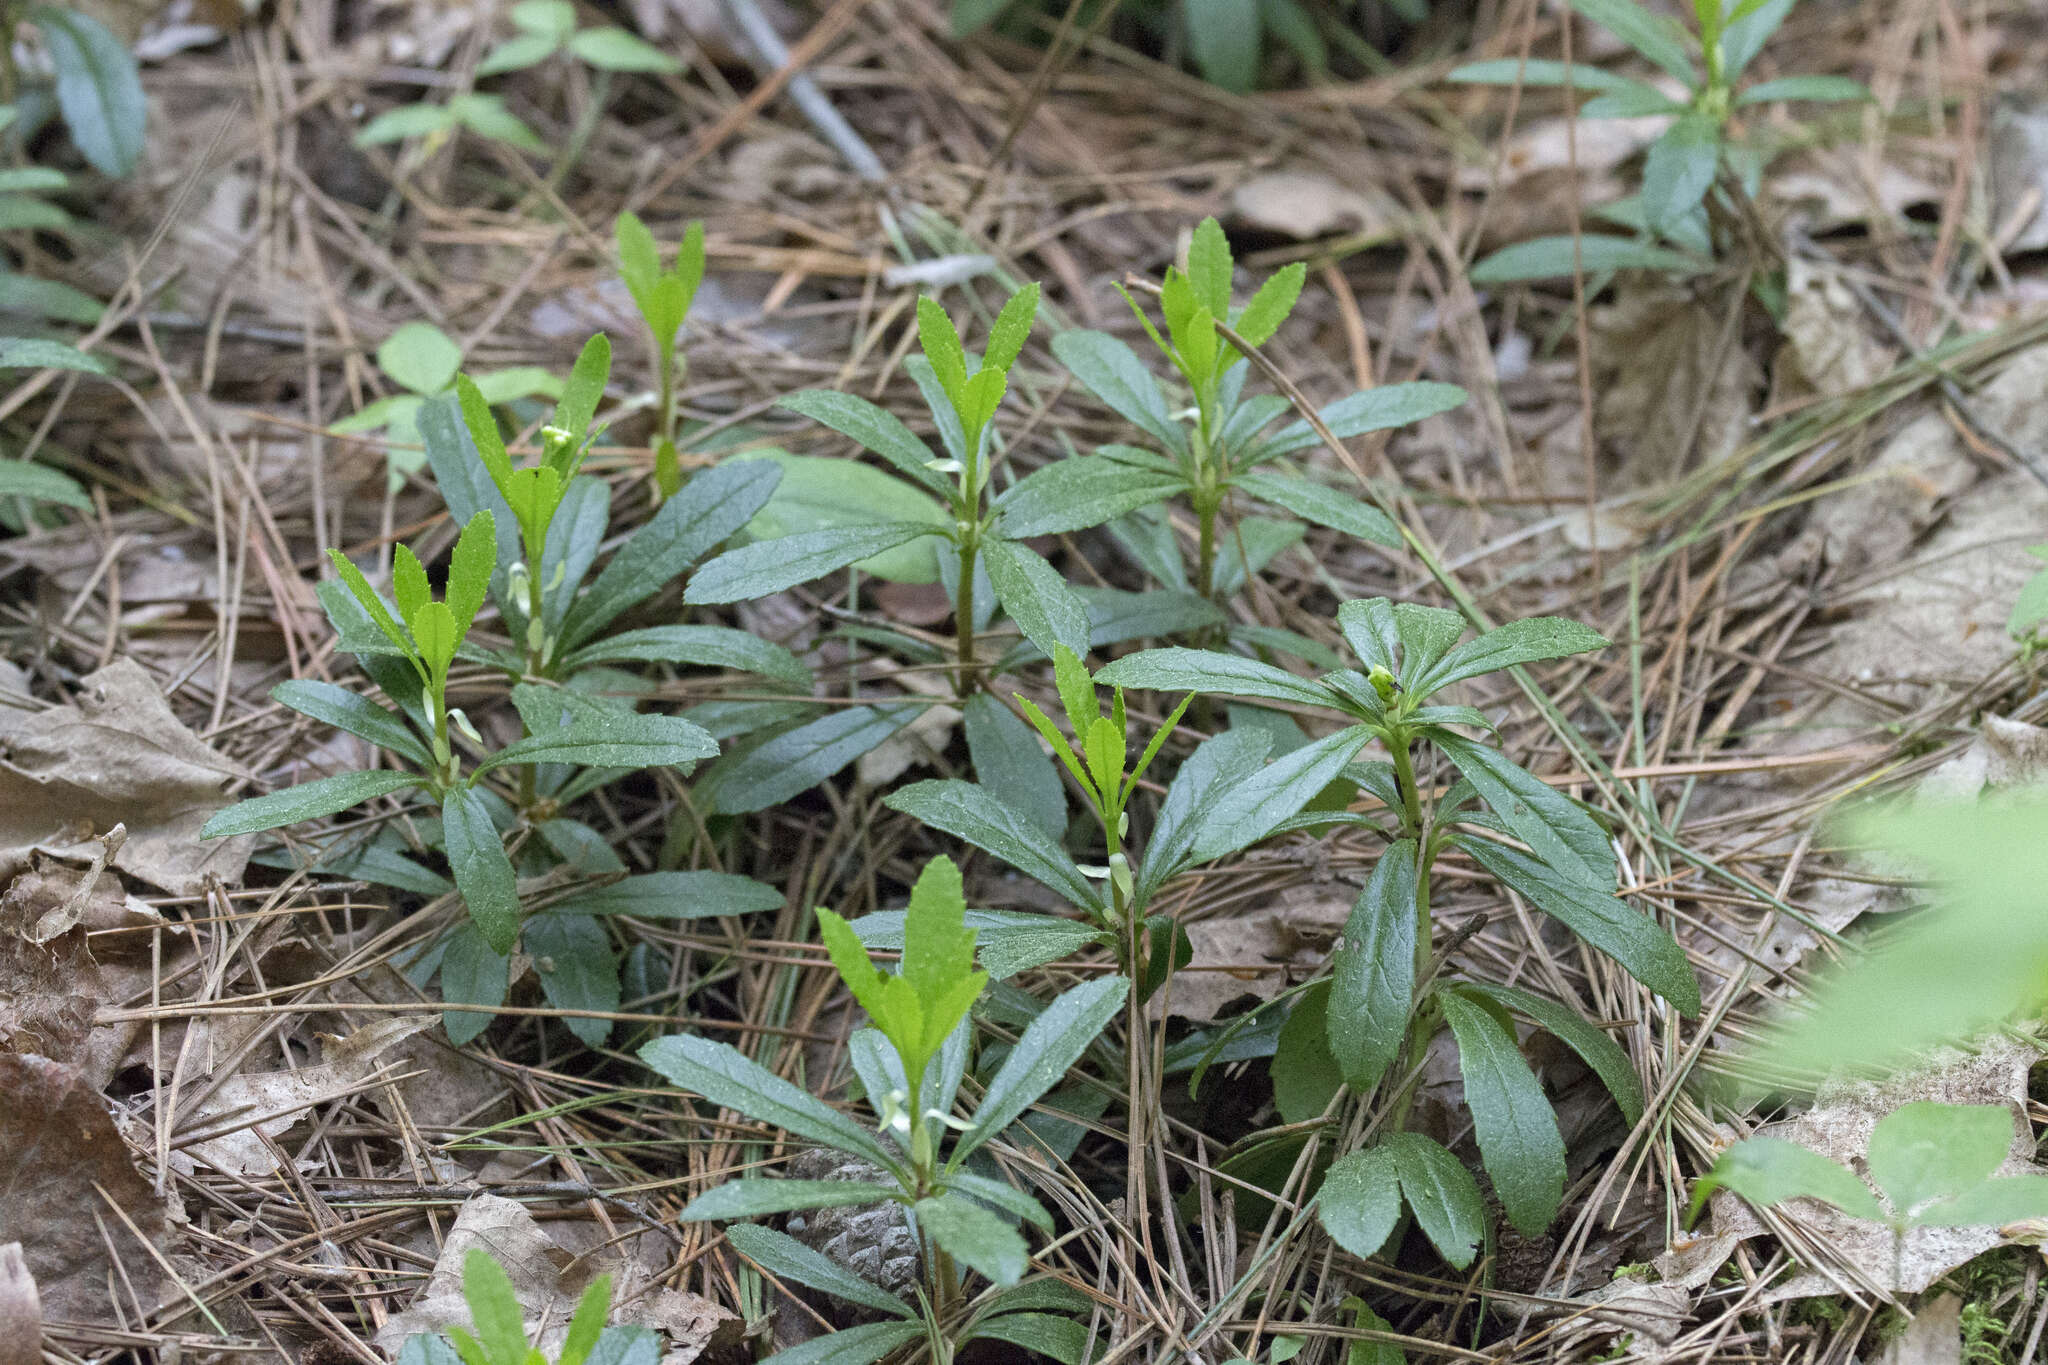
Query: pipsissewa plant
690,283,1090,683
1093,598,1702,1259
640,857,1123,1365
1035,219,1465,610
1454,0,1869,282
398,1248,660,1365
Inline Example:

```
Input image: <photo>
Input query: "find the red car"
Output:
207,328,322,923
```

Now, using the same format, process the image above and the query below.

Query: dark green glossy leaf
956,975,1128,1162
1439,989,1565,1237
1381,1131,1485,1269
685,522,942,604
722,1225,914,1320
1460,983,1643,1127
272,680,430,768
680,1179,902,1220
963,693,1066,843
1327,839,1417,1093
562,624,811,686
551,870,783,919
640,1034,901,1171
916,1193,1028,1286
526,913,619,1046
444,785,521,954
885,779,1103,914
200,769,422,840
702,704,918,814
1318,1146,1401,1261
31,6,145,176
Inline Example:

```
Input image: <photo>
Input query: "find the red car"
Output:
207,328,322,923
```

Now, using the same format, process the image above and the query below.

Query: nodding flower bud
1368,665,1399,704
1108,852,1133,902
449,708,484,746
507,561,533,611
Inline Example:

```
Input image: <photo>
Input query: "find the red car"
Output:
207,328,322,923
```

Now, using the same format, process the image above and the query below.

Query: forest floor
7,0,2048,1361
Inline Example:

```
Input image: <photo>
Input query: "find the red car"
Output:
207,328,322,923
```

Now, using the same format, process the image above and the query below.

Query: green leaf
1232,263,1304,348
884,780,1104,914
562,625,810,687
982,283,1040,379
1579,80,1689,116
1640,110,1721,231
0,336,110,374
1564,0,1697,85
995,450,1186,539
201,769,423,839
945,1169,1053,1230
444,785,521,954
1318,1146,1401,1261
1719,0,1792,77
561,459,781,647
0,195,73,232
916,296,969,404
722,1225,914,1319
615,211,661,323
1381,1132,1485,1269
511,0,576,37
950,0,1016,34
757,1324,923,1365
551,870,784,919
1272,982,1344,1124
379,322,462,395
1445,58,1632,89
440,921,508,1046
1914,1177,2048,1229
559,1275,611,1365
354,102,456,146
1327,839,1417,1093
478,684,717,772
273,680,431,768
902,855,985,1053
0,273,103,324
0,457,89,508
688,521,942,603
849,909,1104,980
477,31,560,74
775,389,949,496
462,1248,529,1365
1232,471,1399,548
963,693,1066,843
1186,724,1368,863
550,334,612,450
1692,1136,1887,1225
1185,0,1259,89
1430,731,1614,890
448,94,546,152
1736,75,1870,105
1868,1103,2014,1219
1138,727,1272,898
639,1033,902,1172
1455,835,1699,1015
701,704,919,814
1438,990,1565,1237
916,1194,1028,1286
1461,983,1643,1128
1185,218,1234,319
1469,235,1711,284
30,7,146,177
526,913,619,1046
1416,615,1608,695
967,1315,1088,1365
566,27,683,72
448,511,498,636
680,1179,903,1220
956,975,1129,1161
1095,647,1336,708
983,538,1090,661
1049,330,1186,456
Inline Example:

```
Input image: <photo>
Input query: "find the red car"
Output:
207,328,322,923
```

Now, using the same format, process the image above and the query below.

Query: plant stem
953,533,979,690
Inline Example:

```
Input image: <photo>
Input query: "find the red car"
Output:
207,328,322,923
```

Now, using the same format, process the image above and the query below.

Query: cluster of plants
193,195,2048,1358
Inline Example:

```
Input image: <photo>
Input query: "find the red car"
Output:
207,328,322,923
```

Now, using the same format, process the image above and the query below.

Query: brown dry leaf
0,1054,173,1327
1148,887,1348,1023
0,1244,39,1365
1591,284,1760,487
374,1195,739,1365
0,660,252,896
0,859,177,1089
1710,1039,2046,1298
1991,100,2048,254
1776,259,1892,400
1766,151,1945,236
175,1016,436,1176
1228,171,1402,242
